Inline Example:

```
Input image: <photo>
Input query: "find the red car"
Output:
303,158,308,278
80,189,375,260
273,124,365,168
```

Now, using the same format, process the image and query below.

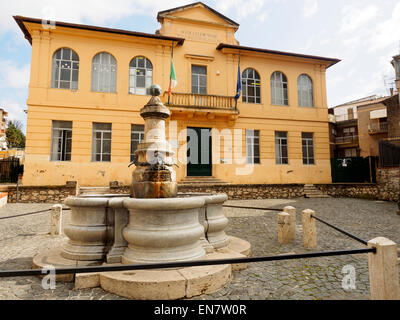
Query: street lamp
392,55,400,215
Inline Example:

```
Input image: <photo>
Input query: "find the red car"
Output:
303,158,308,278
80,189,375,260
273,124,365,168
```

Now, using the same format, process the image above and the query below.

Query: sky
1,0,400,132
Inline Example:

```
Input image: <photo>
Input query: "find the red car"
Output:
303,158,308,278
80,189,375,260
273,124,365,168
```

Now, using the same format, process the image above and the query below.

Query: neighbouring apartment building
0,108,8,152
329,95,389,158
15,2,340,186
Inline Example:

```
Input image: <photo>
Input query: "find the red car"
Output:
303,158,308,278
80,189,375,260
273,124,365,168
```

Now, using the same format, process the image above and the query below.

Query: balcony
163,92,239,118
368,122,388,134
335,135,359,145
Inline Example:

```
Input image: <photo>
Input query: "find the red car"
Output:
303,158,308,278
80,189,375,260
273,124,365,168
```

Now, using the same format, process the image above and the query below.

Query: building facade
329,95,387,158
15,2,339,186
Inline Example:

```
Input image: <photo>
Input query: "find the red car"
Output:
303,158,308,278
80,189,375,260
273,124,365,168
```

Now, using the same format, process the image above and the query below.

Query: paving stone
0,198,399,300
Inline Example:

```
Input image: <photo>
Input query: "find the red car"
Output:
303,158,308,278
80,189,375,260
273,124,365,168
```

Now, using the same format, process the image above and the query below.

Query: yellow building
15,2,340,187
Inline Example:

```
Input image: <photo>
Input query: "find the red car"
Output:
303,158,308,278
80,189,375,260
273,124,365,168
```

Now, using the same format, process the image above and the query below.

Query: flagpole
168,41,174,105
235,50,241,110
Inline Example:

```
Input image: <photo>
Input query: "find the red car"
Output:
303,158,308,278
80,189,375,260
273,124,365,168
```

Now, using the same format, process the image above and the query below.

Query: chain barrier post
277,212,291,244
284,206,296,241
302,209,317,249
50,204,63,236
368,237,400,300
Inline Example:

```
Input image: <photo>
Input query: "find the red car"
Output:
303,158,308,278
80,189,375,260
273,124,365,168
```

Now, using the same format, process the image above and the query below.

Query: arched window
271,71,288,106
51,48,79,90
298,74,314,107
242,68,261,104
129,56,153,95
91,52,117,93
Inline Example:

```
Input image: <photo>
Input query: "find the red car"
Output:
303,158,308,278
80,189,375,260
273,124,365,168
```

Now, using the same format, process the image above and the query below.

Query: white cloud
0,0,189,34
303,0,318,18
340,4,378,33
0,60,30,89
215,0,268,20
0,99,27,130
368,2,400,51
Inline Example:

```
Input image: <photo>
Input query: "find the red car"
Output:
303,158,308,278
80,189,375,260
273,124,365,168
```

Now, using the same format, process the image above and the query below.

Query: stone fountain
33,85,251,299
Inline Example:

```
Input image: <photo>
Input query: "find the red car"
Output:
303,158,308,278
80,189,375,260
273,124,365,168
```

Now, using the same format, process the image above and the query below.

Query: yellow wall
22,5,333,186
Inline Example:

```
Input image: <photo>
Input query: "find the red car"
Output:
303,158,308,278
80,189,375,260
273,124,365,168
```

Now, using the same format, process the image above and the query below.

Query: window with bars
129,57,153,95
242,68,261,104
271,71,289,106
191,65,207,94
298,74,314,107
92,123,112,162
246,130,260,164
91,52,117,93
130,124,145,163
51,48,79,90
302,132,315,165
275,131,288,165
50,121,72,161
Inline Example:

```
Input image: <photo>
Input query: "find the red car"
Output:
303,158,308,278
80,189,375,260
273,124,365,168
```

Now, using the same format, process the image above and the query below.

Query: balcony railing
164,92,237,112
335,135,359,145
335,114,357,123
368,122,388,134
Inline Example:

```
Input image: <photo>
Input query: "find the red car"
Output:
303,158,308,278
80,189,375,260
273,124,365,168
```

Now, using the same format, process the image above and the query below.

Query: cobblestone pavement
0,198,399,300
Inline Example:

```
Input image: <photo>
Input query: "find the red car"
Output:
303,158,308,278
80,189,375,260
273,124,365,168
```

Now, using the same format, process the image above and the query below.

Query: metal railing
335,135,359,144
164,92,236,111
368,122,388,134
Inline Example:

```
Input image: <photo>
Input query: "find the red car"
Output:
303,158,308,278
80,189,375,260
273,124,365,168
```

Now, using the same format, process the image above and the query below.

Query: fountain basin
122,196,206,264
62,197,109,261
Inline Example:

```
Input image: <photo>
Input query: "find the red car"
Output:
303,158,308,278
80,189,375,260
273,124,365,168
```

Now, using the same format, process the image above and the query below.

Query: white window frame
191,65,207,95
246,129,260,164
51,48,79,90
242,68,261,104
302,132,315,165
129,57,153,95
92,123,112,162
298,74,314,107
271,71,289,106
275,131,288,165
131,124,145,162
50,121,72,162
91,52,117,93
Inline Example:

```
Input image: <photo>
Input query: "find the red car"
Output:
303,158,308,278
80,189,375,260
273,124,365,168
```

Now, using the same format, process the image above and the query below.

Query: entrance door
187,127,212,177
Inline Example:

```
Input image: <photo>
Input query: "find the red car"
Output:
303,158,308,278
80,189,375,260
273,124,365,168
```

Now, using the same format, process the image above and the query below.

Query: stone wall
3,170,398,203
376,167,399,201
3,181,78,204
178,184,305,200
315,184,379,200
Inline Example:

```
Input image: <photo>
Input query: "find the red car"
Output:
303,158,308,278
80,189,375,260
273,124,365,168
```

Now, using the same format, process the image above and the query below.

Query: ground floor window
246,129,260,164
131,124,145,162
275,131,288,165
302,132,315,165
50,121,72,161
92,123,112,162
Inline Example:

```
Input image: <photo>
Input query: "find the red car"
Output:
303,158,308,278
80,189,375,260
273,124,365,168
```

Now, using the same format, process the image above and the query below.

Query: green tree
6,120,26,149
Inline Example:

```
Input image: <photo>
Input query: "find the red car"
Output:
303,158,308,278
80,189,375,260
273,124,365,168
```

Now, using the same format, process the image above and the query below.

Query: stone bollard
302,209,317,249
368,237,400,300
277,212,291,244
50,204,63,236
284,206,296,241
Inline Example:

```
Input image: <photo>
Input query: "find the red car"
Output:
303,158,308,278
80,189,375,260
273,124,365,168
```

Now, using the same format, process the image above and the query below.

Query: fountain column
122,85,206,264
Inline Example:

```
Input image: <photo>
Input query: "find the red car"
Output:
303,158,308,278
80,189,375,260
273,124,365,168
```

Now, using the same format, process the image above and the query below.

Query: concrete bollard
277,212,291,244
302,209,317,249
50,204,63,236
368,237,400,300
284,206,296,241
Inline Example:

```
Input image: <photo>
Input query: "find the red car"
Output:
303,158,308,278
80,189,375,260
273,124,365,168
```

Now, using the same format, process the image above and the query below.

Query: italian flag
168,58,177,97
